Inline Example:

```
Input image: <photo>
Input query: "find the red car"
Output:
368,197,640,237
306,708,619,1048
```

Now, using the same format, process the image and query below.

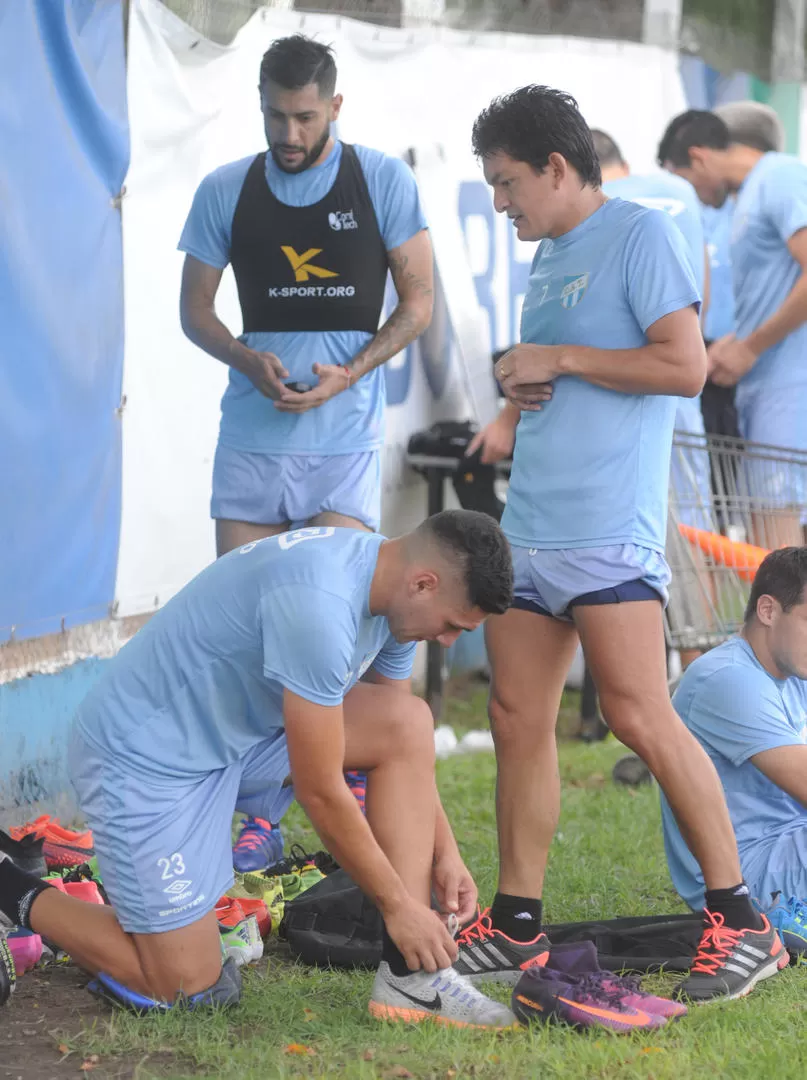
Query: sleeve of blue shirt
685,665,801,767
178,158,253,270
623,209,701,332
356,146,428,252
260,584,356,707
762,158,807,244
370,634,417,681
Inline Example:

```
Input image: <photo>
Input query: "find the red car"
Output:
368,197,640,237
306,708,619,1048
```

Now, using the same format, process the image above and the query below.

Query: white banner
117,0,687,615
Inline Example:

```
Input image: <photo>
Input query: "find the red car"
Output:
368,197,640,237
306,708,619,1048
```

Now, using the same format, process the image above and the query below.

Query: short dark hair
590,129,625,168
419,510,513,615
657,110,730,168
472,85,601,187
744,547,807,622
259,35,337,97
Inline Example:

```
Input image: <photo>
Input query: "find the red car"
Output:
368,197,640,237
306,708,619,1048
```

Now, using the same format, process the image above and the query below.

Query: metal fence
665,431,807,652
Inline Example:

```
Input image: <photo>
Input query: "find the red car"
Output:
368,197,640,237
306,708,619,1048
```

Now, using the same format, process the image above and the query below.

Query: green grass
66,692,807,1079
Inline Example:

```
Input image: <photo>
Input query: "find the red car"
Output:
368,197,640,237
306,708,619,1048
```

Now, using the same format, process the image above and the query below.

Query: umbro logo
163,879,192,895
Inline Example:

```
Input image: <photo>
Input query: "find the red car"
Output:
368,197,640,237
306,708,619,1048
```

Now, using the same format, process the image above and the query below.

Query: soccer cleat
0,829,47,876
546,940,687,1020
233,897,270,938
764,895,807,963
9,816,94,869
675,910,789,1004
219,914,263,966
232,817,284,874
88,956,242,1013
453,907,550,985
369,961,518,1029
344,771,367,814
513,966,667,1032
0,937,16,1006
7,930,43,975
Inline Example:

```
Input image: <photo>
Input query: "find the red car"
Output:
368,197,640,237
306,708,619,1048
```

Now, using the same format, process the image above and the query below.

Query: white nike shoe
368,961,519,1029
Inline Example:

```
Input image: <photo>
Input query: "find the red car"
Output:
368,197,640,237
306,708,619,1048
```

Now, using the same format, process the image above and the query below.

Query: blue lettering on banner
385,180,529,407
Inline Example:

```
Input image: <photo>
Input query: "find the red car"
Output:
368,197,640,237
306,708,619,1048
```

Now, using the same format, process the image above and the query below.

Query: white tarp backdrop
117,0,687,617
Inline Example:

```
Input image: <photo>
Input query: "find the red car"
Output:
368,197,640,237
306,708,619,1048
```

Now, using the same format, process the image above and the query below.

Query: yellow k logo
281,246,338,283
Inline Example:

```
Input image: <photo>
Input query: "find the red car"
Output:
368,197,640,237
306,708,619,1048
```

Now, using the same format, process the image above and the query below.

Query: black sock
489,892,543,942
382,926,412,977
0,857,54,930
704,883,764,931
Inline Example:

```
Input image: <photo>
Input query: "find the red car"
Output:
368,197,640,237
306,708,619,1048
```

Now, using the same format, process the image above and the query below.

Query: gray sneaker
369,961,518,1029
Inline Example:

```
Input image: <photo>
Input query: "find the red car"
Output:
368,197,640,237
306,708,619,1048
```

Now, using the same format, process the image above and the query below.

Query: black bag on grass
279,870,702,974
279,869,383,969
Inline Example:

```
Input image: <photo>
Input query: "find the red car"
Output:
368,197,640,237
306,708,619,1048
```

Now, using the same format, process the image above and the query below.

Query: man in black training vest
179,33,433,558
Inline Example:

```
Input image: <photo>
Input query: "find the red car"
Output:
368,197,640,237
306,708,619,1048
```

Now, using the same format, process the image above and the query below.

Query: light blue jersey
503,198,701,552
603,173,705,296
603,173,705,440
662,636,807,910
732,153,807,393
73,527,415,781
179,143,427,455
702,200,735,342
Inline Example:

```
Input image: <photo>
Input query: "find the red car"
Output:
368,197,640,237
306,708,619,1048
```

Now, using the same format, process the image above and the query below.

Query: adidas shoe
512,966,667,1032
219,914,263,967
232,817,284,874
546,940,687,1020
764,895,807,963
369,961,518,1029
453,908,550,985
0,937,16,1007
0,829,47,876
88,956,242,1013
675,910,788,1004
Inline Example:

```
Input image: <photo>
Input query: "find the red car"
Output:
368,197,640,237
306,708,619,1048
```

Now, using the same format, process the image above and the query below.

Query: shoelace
456,907,496,946
690,910,743,975
428,970,483,1006
572,974,634,1010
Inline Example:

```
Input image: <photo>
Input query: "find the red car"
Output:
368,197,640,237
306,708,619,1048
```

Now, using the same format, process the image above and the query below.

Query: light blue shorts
510,543,671,622
736,385,807,509
211,445,381,530
744,827,807,910
68,728,294,934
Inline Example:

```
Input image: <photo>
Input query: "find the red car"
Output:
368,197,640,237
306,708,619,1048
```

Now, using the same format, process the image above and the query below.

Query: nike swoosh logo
557,995,653,1026
391,984,442,1012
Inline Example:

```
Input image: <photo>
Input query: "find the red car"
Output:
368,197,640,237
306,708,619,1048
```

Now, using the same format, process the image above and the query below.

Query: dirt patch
1,964,184,1080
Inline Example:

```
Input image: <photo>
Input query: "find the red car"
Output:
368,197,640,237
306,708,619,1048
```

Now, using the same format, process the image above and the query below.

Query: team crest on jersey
560,273,589,309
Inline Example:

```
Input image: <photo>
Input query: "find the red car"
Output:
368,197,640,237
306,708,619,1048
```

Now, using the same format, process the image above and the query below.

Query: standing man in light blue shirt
0,511,518,1029
456,85,784,1005
179,35,433,555
662,547,807,954
659,109,807,547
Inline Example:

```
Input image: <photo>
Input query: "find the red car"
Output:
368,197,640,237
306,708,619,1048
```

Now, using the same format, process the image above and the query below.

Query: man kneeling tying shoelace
0,511,517,1028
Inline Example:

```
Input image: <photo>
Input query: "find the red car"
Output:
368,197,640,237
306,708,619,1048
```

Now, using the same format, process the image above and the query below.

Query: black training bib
230,144,388,334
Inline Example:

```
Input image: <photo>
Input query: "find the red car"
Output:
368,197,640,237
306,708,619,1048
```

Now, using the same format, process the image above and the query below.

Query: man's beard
270,125,331,174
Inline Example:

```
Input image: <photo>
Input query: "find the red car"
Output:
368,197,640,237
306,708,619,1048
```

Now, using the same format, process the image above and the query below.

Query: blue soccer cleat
87,956,242,1013
765,895,807,963
232,816,284,873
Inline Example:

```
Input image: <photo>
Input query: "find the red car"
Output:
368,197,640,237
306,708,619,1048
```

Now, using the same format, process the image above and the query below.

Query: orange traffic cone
678,523,770,582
